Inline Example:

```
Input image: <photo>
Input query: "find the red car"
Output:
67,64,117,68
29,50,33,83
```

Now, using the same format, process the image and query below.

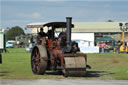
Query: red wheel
31,45,47,74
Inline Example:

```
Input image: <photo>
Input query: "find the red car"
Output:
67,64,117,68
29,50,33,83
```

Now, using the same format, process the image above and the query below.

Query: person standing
117,40,121,53
104,42,107,53
101,42,105,53
98,42,102,53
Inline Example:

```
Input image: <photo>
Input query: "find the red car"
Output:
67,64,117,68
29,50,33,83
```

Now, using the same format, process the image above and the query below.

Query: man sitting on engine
38,28,47,38
37,28,47,44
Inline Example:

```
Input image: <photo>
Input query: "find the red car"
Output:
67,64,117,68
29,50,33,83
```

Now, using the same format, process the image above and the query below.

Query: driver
38,28,47,38
37,28,47,44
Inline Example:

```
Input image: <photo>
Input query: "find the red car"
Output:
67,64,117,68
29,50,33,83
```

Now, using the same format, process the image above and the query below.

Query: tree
107,20,114,22
6,26,25,41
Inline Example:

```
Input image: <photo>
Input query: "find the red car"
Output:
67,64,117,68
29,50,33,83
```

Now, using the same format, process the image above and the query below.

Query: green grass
0,48,128,80
87,53,128,80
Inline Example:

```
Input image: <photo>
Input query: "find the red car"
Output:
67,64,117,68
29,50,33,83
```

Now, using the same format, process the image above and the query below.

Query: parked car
25,43,35,52
25,44,31,52
6,42,14,48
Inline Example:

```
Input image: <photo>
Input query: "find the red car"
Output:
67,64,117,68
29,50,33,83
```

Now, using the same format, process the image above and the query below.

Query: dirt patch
112,58,120,64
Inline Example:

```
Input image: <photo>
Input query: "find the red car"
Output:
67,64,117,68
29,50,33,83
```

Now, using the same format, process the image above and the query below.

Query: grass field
0,48,128,80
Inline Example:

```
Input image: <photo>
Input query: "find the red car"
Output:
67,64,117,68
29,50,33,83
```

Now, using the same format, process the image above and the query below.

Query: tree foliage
107,20,114,22
6,26,25,41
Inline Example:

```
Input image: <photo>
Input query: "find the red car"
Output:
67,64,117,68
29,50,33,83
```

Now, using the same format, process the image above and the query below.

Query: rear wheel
31,45,47,74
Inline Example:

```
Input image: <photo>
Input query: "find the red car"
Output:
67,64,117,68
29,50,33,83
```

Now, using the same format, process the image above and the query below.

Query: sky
0,0,128,30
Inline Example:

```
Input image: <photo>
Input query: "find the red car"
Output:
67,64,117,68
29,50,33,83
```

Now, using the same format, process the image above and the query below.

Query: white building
26,21,128,53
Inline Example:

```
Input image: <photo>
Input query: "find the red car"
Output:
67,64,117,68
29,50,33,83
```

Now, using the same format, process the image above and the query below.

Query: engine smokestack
66,17,72,47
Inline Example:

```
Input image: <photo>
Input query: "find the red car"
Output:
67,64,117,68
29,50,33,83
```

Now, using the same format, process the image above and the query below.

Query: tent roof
96,36,115,42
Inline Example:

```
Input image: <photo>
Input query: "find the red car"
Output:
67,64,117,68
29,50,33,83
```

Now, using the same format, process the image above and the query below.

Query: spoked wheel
31,45,47,75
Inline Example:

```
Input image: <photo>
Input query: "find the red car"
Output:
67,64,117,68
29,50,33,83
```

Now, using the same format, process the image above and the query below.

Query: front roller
31,45,48,74
63,56,87,77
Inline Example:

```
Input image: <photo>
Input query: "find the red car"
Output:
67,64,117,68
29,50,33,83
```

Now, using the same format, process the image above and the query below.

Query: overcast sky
0,0,128,29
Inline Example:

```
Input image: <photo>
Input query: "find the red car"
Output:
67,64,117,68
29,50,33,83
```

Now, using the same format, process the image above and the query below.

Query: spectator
98,42,102,53
104,42,107,49
101,42,105,53
104,42,110,53
117,40,122,53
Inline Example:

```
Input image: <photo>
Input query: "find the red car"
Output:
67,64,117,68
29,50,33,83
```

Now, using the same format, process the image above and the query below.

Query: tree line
6,26,25,41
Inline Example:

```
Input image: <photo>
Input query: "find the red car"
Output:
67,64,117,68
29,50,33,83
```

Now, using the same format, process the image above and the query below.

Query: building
74,22,128,41
26,21,128,43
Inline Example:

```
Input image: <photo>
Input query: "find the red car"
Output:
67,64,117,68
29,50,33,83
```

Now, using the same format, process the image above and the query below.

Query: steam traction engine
27,17,90,77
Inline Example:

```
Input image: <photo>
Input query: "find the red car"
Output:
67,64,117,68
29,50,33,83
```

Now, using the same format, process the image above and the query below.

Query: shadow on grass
46,71,63,76
45,70,114,78
0,71,10,77
86,71,114,77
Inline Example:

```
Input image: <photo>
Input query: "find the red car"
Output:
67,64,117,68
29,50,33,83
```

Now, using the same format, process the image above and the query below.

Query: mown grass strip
0,48,128,80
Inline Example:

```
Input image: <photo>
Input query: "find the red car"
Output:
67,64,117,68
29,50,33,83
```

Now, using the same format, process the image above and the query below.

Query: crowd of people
97,42,110,53
97,40,128,53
